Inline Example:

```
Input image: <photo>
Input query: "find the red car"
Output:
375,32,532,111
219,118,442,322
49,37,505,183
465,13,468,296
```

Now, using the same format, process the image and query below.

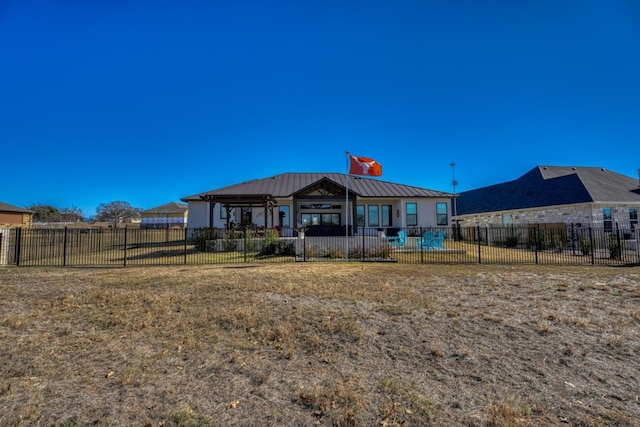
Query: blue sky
2,0,639,218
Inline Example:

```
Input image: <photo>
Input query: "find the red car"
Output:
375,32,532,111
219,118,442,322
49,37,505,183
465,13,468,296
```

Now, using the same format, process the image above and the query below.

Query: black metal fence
1,224,638,267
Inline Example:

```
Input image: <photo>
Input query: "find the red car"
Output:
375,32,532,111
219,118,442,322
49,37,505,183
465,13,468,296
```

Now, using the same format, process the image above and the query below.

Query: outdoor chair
388,230,407,248
417,230,446,250
434,230,445,249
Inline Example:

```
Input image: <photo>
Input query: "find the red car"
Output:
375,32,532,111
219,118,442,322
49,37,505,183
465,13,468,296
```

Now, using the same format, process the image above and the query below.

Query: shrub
259,240,295,256
223,237,238,252
552,234,565,253
348,247,364,259
578,236,591,256
608,235,621,260
504,226,520,248
191,228,221,252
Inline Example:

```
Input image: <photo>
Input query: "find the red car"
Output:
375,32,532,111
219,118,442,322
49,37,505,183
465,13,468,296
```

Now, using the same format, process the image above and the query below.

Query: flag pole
345,151,350,239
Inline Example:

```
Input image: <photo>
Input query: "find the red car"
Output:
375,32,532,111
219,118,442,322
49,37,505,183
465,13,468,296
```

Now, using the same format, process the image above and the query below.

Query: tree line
28,201,143,225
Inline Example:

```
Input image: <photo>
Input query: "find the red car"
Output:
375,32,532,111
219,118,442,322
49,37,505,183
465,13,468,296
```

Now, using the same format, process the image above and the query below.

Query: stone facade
0,212,32,228
456,202,640,230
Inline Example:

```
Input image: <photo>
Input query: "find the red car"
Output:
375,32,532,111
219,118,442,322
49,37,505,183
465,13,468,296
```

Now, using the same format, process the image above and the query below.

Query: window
301,213,340,226
381,205,392,227
436,202,448,226
406,203,417,226
368,205,379,227
356,205,365,227
603,207,612,232
279,206,290,227
300,204,341,209
219,204,227,219
502,214,513,226
630,208,638,230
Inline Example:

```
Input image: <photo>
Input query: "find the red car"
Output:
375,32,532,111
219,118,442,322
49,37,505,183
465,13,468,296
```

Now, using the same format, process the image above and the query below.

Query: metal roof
457,166,640,215
182,173,453,201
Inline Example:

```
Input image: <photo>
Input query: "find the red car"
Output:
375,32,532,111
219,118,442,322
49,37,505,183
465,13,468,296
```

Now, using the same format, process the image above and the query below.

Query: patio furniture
434,230,445,249
417,230,446,250
388,230,407,248
417,230,435,249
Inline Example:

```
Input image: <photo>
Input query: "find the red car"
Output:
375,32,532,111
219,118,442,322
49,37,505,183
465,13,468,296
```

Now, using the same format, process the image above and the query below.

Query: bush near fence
1,225,638,267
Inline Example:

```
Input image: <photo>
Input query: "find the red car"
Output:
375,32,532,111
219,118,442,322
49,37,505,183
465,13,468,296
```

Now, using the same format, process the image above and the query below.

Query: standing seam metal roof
181,173,453,201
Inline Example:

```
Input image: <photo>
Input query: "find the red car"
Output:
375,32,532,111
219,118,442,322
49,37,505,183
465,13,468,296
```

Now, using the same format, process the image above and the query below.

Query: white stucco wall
187,197,453,230
186,201,209,228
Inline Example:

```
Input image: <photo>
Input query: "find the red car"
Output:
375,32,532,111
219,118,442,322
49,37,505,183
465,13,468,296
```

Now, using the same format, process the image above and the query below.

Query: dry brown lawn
0,264,639,427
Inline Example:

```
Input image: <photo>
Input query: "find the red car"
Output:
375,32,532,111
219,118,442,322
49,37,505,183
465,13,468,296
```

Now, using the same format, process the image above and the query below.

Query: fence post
419,227,424,264
361,227,365,262
184,227,188,265
123,226,128,267
570,223,575,256
615,224,622,262
477,226,482,264
63,226,68,267
244,229,247,263
15,227,22,266
535,225,539,265
589,227,595,265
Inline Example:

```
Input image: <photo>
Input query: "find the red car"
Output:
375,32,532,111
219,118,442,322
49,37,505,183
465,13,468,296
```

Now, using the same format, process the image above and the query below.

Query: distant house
0,201,33,228
181,172,454,232
456,166,640,231
140,202,188,229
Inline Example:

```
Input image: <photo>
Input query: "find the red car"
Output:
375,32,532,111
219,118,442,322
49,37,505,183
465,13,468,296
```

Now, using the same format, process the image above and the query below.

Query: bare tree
94,201,142,227
60,206,84,222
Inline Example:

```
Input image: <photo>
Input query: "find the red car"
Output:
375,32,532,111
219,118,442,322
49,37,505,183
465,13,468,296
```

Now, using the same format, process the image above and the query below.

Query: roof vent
601,168,606,171
571,167,576,170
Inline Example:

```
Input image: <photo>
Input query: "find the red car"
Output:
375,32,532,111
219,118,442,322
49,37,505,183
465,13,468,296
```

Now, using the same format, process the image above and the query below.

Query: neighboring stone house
456,166,640,231
0,201,33,228
181,172,455,232
140,202,188,229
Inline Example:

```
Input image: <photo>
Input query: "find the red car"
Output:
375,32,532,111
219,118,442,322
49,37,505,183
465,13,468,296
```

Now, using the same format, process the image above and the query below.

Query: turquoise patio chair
417,230,436,249
418,230,446,250
433,230,445,249
388,230,407,248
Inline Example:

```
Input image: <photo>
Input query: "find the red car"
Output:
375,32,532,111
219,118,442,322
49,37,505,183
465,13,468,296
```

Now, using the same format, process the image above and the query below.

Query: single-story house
456,166,640,231
140,202,188,229
0,201,33,228
181,173,455,233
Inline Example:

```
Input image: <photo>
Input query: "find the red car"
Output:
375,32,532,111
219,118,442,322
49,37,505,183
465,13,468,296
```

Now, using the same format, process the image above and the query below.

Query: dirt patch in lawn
0,264,638,426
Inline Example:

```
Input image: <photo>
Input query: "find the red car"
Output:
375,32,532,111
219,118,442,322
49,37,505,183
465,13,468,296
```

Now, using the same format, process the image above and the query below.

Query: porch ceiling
198,194,278,208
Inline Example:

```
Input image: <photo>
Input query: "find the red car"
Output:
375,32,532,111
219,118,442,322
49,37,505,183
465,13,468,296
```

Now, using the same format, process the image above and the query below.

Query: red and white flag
348,154,382,176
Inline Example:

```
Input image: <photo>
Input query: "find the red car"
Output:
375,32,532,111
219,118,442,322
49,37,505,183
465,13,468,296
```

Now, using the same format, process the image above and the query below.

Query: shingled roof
457,166,640,215
0,201,33,213
142,202,188,214
182,173,453,201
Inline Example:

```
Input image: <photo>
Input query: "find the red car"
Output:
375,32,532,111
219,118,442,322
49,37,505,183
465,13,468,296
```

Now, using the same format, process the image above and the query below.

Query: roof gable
457,166,640,215
142,202,188,214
